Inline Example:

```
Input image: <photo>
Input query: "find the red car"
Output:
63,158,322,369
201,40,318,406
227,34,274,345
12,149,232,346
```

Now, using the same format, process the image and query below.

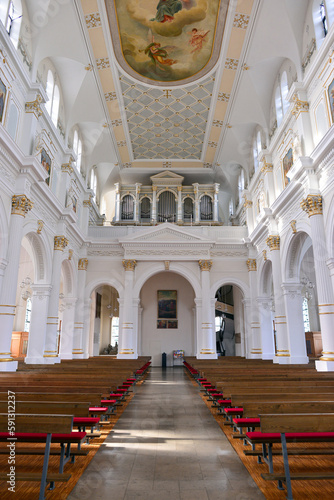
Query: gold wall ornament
301,194,322,217
61,162,74,175
54,236,68,251
291,93,309,117
25,94,43,118
263,249,267,261
290,220,297,233
261,161,273,175
83,198,92,208
122,260,137,271
164,261,170,271
243,196,253,209
11,195,33,217
266,235,280,251
68,249,73,261
85,12,101,29
246,259,257,272
78,258,88,271
199,260,213,272
37,220,43,234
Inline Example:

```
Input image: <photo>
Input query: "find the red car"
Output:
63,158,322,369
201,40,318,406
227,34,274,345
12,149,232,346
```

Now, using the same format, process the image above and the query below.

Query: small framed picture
282,147,293,187
41,148,52,185
168,320,178,329
0,79,7,123
157,319,167,329
328,77,334,123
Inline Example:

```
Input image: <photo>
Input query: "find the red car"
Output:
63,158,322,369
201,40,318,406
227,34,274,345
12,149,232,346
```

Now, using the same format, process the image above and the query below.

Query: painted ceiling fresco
106,0,228,84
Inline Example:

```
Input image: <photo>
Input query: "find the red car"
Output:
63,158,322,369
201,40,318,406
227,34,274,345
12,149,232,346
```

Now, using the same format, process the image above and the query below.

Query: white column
43,236,68,363
138,305,143,356
59,163,73,207
0,195,33,371
59,297,77,360
267,235,290,364
132,298,140,358
21,93,43,155
0,259,8,298
242,298,252,358
152,186,157,223
177,186,183,224
118,260,137,359
115,183,121,222
282,282,308,364
242,190,254,232
247,259,262,358
72,258,88,359
213,183,219,222
135,183,141,223
193,183,200,223
197,260,217,359
300,196,334,371
82,298,92,359
257,297,275,360
327,258,334,300
25,284,51,364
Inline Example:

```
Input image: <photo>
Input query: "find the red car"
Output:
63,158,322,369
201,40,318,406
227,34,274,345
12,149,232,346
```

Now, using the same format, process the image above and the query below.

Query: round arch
85,277,124,301
21,224,53,283
283,231,313,281
210,276,249,299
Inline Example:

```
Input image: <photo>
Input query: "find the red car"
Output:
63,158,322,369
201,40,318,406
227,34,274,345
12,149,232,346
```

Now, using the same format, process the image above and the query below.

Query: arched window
183,197,194,222
121,195,134,220
45,70,54,115
77,140,82,171
73,130,82,171
90,169,97,200
73,130,78,155
257,131,262,156
5,1,22,49
229,199,234,217
281,71,289,115
320,1,328,37
140,197,151,221
51,84,60,126
200,195,213,221
275,86,283,126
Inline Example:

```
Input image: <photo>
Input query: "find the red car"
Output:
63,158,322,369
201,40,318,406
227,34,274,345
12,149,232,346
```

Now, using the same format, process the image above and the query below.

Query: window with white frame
238,169,245,203
5,0,22,48
280,71,289,115
73,130,83,171
90,169,97,200
320,1,328,37
275,86,283,127
44,70,60,127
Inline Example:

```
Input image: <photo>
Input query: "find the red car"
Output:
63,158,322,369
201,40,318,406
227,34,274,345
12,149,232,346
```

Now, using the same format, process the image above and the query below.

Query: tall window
281,72,289,114
320,1,328,37
73,130,83,171
44,70,60,127
5,1,22,48
90,169,97,200
275,86,283,127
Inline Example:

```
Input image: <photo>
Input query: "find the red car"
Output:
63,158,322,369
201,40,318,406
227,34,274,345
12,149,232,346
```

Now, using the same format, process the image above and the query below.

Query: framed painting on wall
157,290,177,319
328,78,334,123
0,78,7,123
157,319,167,329
282,147,293,187
41,148,52,185
168,320,178,329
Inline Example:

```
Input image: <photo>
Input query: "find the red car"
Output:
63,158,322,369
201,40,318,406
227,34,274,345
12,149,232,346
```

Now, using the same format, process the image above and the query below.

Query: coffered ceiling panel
120,74,215,159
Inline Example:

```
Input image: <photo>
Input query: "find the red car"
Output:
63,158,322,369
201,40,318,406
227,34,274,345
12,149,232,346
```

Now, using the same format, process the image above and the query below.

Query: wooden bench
0,413,85,500
258,413,334,499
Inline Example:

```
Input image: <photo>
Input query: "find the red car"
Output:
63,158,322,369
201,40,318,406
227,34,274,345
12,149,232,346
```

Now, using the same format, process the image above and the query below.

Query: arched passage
139,271,196,366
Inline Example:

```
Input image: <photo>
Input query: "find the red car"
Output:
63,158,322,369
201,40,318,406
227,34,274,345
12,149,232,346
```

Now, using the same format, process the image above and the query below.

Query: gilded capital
266,235,280,251
243,196,253,209
261,161,273,175
301,194,322,217
152,186,157,192
291,93,309,117
54,236,68,251
199,260,212,272
78,258,88,271
83,198,92,208
122,259,137,271
11,195,33,217
25,94,43,118
61,163,74,175
177,186,183,192
246,259,257,272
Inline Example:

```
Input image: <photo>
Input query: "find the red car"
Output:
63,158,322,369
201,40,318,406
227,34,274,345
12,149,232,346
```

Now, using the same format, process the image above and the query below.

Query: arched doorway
88,285,120,356
140,271,195,366
214,284,245,357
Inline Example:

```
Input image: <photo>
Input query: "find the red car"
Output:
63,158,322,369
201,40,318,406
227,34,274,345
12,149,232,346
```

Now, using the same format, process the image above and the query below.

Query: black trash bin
162,352,167,368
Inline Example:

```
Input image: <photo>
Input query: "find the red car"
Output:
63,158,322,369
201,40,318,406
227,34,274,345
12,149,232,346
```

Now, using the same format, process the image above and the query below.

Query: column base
72,352,85,359
289,356,309,364
315,359,334,372
44,356,61,364
273,355,291,364
249,352,262,359
25,356,61,364
262,352,275,360
60,353,73,360
0,360,18,372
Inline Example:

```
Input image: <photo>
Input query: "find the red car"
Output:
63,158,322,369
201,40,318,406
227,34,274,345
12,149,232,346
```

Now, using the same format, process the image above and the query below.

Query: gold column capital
177,186,183,192
291,93,309,117
25,93,43,118
78,258,88,271
54,236,68,251
152,186,157,192
243,195,253,209
260,161,273,175
11,195,33,216
301,194,322,217
246,259,257,272
266,235,280,251
199,260,212,272
290,220,297,233
61,162,74,175
123,259,137,271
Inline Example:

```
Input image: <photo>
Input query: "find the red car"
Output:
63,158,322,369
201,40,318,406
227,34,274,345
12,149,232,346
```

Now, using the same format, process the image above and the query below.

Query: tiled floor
68,367,264,500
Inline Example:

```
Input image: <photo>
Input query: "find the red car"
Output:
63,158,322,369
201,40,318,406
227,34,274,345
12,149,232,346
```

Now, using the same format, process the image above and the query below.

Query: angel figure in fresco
188,28,210,53
144,40,177,67
150,0,183,23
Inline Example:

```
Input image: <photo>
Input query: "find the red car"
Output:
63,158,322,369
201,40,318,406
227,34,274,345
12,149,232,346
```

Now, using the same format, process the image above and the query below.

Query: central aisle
69,367,264,500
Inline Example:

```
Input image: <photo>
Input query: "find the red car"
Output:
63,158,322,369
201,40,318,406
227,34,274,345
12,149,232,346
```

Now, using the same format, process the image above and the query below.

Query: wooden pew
0,413,77,500
259,413,334,499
